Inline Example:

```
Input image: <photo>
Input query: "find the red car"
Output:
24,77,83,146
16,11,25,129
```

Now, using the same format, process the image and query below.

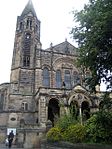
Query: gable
45,41,78,55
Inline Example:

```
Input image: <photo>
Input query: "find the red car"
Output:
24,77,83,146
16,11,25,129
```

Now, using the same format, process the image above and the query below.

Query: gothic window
26,19,29,29
26,19,32,30
73,71,81,86
56,70,62,88
64,70,71,89
23,55,30,67
30,20,32,30
23,33,31,67
42,67,50,87
21,102,28,111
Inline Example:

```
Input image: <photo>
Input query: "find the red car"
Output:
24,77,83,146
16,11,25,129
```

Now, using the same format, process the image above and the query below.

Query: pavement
0,144,40,149
0,144,24,149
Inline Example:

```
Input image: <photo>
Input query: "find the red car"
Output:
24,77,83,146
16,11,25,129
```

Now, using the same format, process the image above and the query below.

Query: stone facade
0,0,110,148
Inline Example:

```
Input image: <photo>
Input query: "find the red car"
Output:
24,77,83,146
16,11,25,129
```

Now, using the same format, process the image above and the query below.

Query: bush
63,123,86,143
46,127,62,142
56,112,78,132
85,111,112,144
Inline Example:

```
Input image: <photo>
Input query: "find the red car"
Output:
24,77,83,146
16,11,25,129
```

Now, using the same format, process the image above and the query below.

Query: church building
0,0,102,147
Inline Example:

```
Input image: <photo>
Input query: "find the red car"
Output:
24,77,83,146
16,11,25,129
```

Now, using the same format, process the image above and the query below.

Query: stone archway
81,101,90,121
48,99,60,126
70,100,79,120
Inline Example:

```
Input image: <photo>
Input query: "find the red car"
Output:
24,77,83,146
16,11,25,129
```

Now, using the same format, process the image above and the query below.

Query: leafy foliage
99,92,112,111
63,123,86,143
71,0,112,91
46,127,62,142
46,111,80,143
85,111,112,144
56,110,79,132
46,110,112,144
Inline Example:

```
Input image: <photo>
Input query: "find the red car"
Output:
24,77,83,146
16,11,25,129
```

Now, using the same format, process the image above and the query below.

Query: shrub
63,123,86,143
46,127,62,142
56,112,78,132
85,111,112,144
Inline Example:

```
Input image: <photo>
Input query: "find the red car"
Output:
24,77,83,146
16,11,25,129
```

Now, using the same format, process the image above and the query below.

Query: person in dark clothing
8,130,14,148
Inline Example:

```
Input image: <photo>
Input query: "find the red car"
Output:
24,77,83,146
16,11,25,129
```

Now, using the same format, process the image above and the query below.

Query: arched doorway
81,101,90,121
48,99,60,126
70,101,79,120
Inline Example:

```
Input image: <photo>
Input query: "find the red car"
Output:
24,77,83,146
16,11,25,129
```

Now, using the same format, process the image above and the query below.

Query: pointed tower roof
21,0,37,17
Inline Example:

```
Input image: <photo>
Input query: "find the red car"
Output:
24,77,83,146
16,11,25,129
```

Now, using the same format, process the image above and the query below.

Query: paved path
0,144,24,149
0,144,40,149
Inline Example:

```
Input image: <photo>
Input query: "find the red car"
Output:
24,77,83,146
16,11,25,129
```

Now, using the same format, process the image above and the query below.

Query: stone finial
50,42,53,47
65,38,67,42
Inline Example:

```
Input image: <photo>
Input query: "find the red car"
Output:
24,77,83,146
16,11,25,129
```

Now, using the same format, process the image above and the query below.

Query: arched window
43,68,50,87
64,70,71,89
21,102,28,111
23,33,31,67
23,56,30,67
26,19,32,30
73,71,81,86
30,20,32,29
26,19,29,28
56,70,62,88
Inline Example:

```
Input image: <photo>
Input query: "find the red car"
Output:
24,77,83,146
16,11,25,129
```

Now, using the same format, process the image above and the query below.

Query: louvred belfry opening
23,33,31,67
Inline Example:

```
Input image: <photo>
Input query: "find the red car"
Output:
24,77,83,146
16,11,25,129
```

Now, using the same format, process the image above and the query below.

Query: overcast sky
0,0,105,90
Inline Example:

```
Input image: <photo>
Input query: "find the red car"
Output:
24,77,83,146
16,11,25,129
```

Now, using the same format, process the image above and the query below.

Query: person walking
8,130,14,148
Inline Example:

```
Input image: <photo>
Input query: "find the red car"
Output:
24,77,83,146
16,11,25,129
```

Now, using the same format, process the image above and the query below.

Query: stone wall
0,128,6,143
0,127,45,148
41,140,112,149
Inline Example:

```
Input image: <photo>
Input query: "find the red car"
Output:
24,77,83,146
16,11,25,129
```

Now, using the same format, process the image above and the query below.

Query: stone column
60,106,65,116
39,98,46,127
79,104,82,125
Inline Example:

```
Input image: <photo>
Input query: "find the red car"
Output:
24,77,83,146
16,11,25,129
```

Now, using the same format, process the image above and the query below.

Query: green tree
85,111,112,144
71,0,112,91
99,92,112,111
